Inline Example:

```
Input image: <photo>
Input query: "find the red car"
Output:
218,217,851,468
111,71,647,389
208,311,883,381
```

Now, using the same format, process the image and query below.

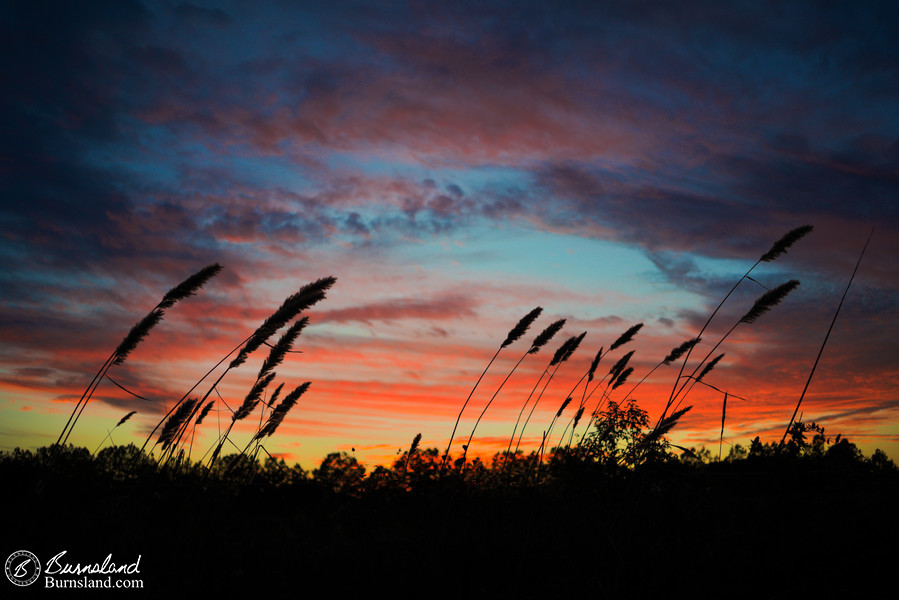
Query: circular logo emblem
5,550,41,587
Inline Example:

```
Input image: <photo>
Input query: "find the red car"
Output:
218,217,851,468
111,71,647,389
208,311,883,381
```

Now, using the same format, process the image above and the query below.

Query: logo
5,550,41,587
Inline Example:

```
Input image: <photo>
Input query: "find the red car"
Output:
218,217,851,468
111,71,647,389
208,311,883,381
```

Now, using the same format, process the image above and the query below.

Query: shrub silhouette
578,399,673,469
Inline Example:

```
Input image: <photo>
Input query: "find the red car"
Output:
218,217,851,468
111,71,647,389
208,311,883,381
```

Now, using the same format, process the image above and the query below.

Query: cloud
2,0,897,467
173,2,231,28
316,295,477,325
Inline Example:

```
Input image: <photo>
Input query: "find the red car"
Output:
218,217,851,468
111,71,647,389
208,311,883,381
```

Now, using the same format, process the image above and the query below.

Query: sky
2,0,897,470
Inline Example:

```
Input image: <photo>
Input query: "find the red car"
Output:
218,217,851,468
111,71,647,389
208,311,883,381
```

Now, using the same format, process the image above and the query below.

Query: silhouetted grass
442,306,543,471
55,264,223,448
17,225,897,595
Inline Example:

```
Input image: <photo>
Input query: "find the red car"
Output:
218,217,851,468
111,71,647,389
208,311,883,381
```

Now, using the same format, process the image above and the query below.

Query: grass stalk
662,226,812,424
92,411,137,455
461,317,565,464
58,264,223,448
781,227,874,444
664,280,799,418
441,307,543,471
155,277,334,467
718,391,727,461
512,332,585,461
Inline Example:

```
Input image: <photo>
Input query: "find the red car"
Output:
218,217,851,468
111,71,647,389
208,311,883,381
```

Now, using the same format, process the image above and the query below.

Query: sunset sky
2,0,897,469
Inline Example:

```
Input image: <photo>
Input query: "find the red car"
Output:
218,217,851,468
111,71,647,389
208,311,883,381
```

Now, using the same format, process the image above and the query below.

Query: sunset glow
2,0,897,471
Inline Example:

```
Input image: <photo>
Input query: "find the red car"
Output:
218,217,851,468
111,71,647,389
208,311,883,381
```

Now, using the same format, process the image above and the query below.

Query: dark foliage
2,440,895,596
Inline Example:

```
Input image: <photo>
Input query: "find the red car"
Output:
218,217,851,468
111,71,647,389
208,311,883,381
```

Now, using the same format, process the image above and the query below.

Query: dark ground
2,450,897,598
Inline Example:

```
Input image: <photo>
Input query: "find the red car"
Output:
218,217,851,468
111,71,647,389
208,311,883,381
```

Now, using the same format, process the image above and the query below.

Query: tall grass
660,226,812,426
781,227,874,443
104,274,336,473
144,277,334,469
440,226,819,475
55,264,223,448
460,317,565,464
502,320,566,459
441,307,543,471
47,268,335,480
50,223,888,490
510,331,586,459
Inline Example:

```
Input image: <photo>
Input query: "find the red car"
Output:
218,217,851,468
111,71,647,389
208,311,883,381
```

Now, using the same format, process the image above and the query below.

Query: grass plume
57,264,224,448
234,372,278,423
503,307,543,348
739,280,800,324
158,263,224,310
663,338,700,366
696,353,725,384
609,323,643,352
117,411,137,428
258,318,308,380
587,347,603,382
529,319,566,354
442,307,543,471
759,225,814,263
160,399,199,451
255,382,311,440
608,350,635,382
112,310,165,367
402,433,422,474
639,405,693,456
230,276,336,369
611,366,633,390
195,401,214,426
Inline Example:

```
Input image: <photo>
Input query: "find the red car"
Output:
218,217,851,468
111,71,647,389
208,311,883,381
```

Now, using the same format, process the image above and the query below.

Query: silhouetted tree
824,438,863,464
725,444,748,462
492,450,533,484
579,399,672,468
95,444,155,479
253,456,307,486
210,452,258,480
313,452,366,493
392,447,442,489
870,449,897,471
